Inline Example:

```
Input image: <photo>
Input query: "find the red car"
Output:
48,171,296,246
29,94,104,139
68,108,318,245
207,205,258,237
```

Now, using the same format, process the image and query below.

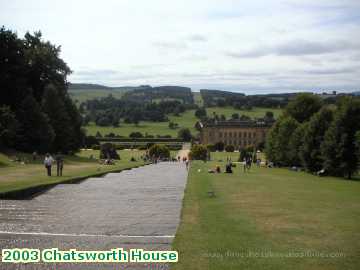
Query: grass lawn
172,153,360,270
84,107,282,137
0,150,147,194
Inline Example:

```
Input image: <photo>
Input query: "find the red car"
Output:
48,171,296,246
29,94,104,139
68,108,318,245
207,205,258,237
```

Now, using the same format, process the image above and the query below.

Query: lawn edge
0,162,150,199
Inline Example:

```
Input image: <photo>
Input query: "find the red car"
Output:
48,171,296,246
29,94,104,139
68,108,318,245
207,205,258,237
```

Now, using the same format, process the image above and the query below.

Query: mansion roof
203,119,275,128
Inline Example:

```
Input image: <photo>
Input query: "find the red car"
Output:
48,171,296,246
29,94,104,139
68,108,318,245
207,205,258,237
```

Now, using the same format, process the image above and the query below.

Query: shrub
115,145,125,150
206,144,216,152
148,144,170,159
100,143,120,160
225,145,235,152
178,128,192,141
129,132,143,138
92,144,100,150
137,145,148,150
189,144,208,160
214,141,225,151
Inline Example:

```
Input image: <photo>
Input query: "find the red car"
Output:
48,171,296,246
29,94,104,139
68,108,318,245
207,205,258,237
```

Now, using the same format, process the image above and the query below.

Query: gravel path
0,162,188,269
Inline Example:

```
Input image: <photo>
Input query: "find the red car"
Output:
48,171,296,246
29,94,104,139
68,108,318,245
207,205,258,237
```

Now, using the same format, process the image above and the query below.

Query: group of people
177,156,190,170
44,153,64,176
243,157,253,172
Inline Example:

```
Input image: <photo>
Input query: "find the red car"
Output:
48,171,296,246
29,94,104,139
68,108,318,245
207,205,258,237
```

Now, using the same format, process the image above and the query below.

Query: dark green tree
0,106,18,148
189,144,207,160
178,128,192,141
0,27,28,109
149,144,170,159
42,85,73,153
265,116,299,166
16,95,54,153
285,93,322,123
288,124,306,166
195,107,207,119
300,107,334,172
321,97,360,179
23,31,71,103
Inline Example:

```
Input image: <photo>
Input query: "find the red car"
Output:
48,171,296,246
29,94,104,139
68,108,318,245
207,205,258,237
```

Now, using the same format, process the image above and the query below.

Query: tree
16,95,55,153
321,97,360,179
231,113,239,120
214,141,225,151
300,107,334,172
24,31,71,103
83,136,99,148
189,144,207,160
100,143,120,160
42,85,73,153
0,106,18,148
265,111,274,119
149,144,170,159
265,116,299,166
288,124,306,166
0,27,28,110
355,131,360,163
225,145,235,152
129,132,143,138
168,122,178,129
195,107,207,119
285,93,322,123
178,128,192,141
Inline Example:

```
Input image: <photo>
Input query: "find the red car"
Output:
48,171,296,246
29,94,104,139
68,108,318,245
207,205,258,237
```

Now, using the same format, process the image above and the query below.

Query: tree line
82,95,197,126
265,93,360,179
0,27,84,153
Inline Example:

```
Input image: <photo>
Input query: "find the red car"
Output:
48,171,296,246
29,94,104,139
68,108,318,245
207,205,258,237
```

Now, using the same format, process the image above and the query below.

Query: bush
214,141,225,151
137,145,148,150
178,128,192,141
83,135,99,148
92,144,100,150
129,132,143,138
100,143,120,159
189,144,208,160
225,145,235,152
148,144,170,159
206,144,216,152
115,145,125,150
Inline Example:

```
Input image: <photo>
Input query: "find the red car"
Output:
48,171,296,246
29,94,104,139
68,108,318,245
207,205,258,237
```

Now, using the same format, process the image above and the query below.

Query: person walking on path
55,152,64,176
44,154,54,176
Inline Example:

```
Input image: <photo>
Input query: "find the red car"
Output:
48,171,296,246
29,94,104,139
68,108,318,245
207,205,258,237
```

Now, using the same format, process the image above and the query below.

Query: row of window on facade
222,139,257,146
209,131,257,138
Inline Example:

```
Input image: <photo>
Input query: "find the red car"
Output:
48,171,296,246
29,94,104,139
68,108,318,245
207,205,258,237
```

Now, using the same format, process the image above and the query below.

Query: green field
172,153,360,269
85,107,282,137
0,150,147,193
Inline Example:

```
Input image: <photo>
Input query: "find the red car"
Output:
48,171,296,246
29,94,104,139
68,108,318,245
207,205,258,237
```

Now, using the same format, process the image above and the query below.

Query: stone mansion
199,119,274,149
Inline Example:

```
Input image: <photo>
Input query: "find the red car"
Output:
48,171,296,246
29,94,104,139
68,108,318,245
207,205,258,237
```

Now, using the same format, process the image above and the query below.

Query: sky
1,0,360,94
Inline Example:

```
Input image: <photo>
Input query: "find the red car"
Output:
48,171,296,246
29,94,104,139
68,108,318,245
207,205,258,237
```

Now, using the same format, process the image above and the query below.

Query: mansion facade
200,119,274,149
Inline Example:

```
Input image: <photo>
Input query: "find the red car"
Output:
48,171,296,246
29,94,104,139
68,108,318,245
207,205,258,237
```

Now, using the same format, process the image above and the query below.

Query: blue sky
1,0,360,93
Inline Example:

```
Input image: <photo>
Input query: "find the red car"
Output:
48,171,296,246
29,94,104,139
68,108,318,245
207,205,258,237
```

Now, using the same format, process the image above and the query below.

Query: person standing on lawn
55,152,64,176
44,154,54,176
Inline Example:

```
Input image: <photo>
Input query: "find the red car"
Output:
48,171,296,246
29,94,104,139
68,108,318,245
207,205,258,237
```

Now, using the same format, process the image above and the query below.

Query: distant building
200,119,275,149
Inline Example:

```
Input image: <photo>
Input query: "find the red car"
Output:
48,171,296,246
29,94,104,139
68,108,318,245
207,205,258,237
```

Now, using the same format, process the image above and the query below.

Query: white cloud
1,0,359,93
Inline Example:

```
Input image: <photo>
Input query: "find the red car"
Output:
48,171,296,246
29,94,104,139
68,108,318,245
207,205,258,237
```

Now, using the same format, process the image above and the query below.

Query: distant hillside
68,83,111,90
68,83,147,91
353,91,360,96
122,86,194,104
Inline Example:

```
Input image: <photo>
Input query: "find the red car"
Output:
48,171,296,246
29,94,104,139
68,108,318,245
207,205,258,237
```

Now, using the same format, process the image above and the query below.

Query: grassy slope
85,107,282,137
0,150,146,193
172,153,360,270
